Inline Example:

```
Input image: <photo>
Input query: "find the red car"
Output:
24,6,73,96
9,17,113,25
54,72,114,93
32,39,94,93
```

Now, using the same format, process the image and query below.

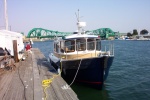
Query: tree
132,29,138,35
140,29,149,35
127,32,132,37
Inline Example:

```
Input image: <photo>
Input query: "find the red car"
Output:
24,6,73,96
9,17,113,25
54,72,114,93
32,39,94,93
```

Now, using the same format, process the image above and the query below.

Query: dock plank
0,48,78,100
22,53,34,100
32,52,43,100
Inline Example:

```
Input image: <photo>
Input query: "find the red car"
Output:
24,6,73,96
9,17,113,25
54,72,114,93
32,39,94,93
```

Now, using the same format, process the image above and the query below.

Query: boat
0,30,24,60
135,34,150,40
49,10,114,89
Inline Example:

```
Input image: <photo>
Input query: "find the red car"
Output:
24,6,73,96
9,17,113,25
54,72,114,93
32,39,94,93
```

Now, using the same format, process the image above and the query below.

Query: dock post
13,40,19,62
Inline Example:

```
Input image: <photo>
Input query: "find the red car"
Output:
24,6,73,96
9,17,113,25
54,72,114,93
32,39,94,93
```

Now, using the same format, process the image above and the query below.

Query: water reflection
71,82,110,100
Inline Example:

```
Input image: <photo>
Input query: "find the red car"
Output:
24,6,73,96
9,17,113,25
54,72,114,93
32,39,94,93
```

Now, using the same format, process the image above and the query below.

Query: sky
0,0,150,35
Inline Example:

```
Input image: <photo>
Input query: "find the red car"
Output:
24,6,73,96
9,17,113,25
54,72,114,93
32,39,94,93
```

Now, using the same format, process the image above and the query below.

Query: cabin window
60,41,65,53
56,43,59,53
65,40,75,53
87,39,95,50
76,39,86,51
96,39,101,50
54,43,56,52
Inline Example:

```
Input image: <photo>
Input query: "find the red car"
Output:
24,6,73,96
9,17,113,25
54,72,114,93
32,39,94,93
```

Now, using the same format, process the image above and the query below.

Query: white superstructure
0,30,24,59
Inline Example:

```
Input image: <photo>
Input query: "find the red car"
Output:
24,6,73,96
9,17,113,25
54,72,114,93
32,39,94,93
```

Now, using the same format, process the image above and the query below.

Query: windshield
64,40,75,53
76,39,86,51
87,39,95,50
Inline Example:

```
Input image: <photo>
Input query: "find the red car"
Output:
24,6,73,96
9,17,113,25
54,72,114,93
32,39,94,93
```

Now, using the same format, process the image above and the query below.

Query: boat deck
0,48,78,100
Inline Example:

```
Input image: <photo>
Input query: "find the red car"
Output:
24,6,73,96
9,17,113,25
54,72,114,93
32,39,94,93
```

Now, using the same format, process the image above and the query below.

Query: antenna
78,9,79,22
75,12,78,22
75,9,86,33
75,9,79,22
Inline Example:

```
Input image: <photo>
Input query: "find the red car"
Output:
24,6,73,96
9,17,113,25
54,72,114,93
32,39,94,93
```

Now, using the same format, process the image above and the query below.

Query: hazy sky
0,0,150,35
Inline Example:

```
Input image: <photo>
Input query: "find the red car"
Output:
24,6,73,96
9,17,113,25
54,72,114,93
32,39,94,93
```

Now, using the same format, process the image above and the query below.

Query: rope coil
42,75,58,100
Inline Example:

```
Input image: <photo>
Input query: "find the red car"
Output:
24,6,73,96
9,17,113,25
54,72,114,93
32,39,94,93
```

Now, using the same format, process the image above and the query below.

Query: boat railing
100,42,114,56
60,40,114,60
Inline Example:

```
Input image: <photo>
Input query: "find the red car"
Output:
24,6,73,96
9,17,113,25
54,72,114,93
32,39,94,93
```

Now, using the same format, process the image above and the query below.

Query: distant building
115,33,127,39
135,33,150,40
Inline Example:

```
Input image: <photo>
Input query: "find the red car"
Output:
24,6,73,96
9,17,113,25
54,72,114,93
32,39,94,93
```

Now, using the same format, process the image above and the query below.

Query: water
33,40,150,100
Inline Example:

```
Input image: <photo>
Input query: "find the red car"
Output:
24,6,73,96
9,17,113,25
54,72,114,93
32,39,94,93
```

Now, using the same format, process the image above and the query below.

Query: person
25,42,32,55
25,42,31,51
29,39,33,48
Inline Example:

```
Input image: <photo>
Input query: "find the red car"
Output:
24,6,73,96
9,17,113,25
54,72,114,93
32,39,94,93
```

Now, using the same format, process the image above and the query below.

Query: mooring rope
69,59,82,86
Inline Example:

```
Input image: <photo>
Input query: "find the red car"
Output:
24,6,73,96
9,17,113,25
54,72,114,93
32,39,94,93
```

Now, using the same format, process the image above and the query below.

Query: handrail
57,40,114,60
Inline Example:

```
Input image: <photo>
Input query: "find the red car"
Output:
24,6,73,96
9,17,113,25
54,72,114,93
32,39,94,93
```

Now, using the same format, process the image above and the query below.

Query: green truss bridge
27,28,116,39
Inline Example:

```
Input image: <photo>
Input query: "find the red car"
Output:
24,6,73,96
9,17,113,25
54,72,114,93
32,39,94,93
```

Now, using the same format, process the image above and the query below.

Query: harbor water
33,40,150,100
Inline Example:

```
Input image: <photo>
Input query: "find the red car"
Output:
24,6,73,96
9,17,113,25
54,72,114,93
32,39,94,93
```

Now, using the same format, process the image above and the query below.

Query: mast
77,9,80,32
76,9,80,32
76,9,86,33
4,0,8,30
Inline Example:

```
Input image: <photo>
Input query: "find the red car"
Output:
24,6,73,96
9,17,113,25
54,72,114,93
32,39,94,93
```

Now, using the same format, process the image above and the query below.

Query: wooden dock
0,48,78,100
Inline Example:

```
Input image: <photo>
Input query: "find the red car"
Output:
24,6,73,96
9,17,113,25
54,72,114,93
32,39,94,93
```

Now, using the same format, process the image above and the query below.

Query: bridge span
27,28,116,39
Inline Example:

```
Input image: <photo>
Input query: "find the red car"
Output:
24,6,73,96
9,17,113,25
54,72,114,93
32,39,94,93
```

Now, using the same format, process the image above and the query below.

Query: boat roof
63,33,99,40
0,30,22,37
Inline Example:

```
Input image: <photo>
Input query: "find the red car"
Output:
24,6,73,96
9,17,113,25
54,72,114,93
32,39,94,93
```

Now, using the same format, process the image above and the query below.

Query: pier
0,48,78,100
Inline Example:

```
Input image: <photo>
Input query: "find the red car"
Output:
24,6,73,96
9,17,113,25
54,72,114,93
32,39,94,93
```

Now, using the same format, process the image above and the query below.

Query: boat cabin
53,34,101,54
51,17,114,60
0,30,24,60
